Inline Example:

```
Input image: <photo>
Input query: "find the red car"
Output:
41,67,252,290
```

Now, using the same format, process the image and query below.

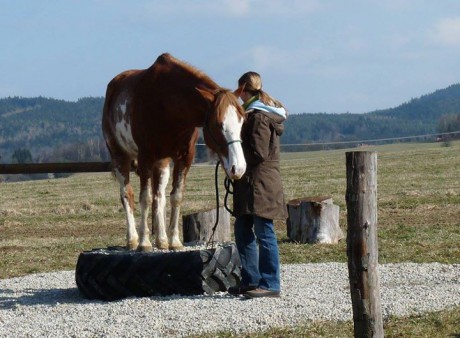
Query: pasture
1,140,459,336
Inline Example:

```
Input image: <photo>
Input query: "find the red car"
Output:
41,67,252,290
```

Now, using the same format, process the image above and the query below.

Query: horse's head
197,87,246,180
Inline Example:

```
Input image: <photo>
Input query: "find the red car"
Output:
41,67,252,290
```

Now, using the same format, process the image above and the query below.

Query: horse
102,53,246,251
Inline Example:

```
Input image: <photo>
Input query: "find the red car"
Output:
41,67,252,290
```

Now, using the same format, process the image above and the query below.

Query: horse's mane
152,53,244,121
213,89,245,122
153,53,219,89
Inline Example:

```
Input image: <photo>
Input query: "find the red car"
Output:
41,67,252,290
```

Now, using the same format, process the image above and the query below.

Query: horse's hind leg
151,160,170,250
114,161,139,250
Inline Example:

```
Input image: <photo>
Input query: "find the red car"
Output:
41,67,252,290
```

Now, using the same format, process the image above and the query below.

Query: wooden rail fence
0,162,113,174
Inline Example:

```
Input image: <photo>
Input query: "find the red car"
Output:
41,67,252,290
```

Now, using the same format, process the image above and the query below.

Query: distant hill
0,96,105,162
282,83,460,145
1,84,459,163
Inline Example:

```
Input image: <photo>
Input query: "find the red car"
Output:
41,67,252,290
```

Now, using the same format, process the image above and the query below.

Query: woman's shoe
227,285,256,296
244,288,280,298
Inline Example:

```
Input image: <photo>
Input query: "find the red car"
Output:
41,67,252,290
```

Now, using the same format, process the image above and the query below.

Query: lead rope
206,161,234,249
223,176,234,214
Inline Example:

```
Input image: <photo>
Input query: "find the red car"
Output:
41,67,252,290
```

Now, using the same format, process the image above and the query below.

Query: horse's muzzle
229,164,246,180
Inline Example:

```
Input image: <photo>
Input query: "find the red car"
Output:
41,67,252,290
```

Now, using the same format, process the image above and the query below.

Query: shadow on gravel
0,287,88,309
148,293,250,302
0,287,248,309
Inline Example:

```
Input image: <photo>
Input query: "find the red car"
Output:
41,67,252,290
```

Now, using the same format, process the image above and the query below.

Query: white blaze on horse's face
221,105,246,179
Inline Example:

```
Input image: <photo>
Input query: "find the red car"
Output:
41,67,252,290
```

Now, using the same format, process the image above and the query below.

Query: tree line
281,83,460,146
1,83,459,173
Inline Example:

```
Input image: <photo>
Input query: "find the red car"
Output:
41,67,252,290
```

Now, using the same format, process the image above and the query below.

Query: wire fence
187,136,460,198
1,135,458,199
195,130,460,150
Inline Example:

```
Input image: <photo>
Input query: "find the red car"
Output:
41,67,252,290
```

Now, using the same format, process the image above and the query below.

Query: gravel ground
0,262,459,337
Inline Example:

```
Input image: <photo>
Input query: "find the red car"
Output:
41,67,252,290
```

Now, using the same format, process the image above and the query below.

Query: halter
203,108,242,150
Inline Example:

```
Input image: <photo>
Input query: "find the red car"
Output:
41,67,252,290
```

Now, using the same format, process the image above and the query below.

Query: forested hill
282,83,460,144
0,83,459,163
0,96,105,162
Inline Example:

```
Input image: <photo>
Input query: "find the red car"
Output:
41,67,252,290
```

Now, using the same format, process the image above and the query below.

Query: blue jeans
234,215,281,292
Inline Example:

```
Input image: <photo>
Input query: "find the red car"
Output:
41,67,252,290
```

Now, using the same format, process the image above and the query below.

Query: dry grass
1,140,459,337
194,307,460,338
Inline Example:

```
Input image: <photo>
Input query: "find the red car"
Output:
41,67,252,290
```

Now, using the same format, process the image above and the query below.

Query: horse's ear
233,84,245,98
196,86,215,102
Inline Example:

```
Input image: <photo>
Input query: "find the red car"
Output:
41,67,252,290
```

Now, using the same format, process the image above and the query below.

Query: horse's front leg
152,161,170,250
169,164,189,250
137,174,153,252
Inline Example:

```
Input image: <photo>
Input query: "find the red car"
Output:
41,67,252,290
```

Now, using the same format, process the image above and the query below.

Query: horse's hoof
127,240,139,251
156,241,169,250
169,244,184,251
137,245,153,252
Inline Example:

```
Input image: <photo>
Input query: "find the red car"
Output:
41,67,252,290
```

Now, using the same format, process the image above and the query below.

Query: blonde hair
238,71,284,108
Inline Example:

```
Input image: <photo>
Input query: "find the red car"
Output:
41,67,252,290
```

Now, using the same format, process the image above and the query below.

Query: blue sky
1,0,460,114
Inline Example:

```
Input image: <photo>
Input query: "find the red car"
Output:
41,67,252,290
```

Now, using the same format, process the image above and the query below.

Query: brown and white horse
102,53,246,251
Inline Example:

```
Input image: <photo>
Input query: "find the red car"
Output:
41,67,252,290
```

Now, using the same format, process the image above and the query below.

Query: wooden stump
182,206,231,243
286,196,343,244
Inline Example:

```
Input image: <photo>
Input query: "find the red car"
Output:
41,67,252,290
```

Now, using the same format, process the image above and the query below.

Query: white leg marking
153,165,170,249
138,178,153,251
222,105,246,179
115,169,138,249
169,170,184,249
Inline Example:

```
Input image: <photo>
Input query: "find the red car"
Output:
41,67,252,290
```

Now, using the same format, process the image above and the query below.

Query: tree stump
286,196,343,244
182,207,231,243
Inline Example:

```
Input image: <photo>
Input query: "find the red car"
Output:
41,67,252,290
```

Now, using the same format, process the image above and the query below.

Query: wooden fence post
345,151,384,338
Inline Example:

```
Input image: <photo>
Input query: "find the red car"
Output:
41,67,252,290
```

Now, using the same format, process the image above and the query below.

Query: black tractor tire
75,242,241,301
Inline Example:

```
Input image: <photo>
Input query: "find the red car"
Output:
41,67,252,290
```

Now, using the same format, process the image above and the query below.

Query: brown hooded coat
233,109,287,220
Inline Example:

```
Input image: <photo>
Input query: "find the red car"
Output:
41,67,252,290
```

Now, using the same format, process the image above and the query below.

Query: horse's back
102,69,146,160
105,69,142,100
103,55,171,112
101,57,186,161
102,53,214,162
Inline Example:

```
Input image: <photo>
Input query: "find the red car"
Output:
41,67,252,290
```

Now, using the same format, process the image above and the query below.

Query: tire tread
75,243,241,300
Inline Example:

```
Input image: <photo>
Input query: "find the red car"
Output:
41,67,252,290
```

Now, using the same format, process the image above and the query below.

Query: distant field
1,140,459,337
1,141,459,279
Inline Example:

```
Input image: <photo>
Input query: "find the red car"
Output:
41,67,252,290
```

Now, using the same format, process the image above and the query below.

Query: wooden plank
0,162,113,174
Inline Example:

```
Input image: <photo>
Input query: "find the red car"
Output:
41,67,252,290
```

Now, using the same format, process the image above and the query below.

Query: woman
229,71,287,298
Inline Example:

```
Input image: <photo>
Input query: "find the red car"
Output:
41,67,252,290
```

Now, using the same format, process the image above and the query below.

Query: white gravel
1,262,459,337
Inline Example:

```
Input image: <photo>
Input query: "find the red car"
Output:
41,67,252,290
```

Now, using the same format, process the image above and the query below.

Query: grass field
1,140,459,337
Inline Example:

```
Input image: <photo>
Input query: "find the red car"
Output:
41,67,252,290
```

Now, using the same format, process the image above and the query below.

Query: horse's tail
102,83,116,178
